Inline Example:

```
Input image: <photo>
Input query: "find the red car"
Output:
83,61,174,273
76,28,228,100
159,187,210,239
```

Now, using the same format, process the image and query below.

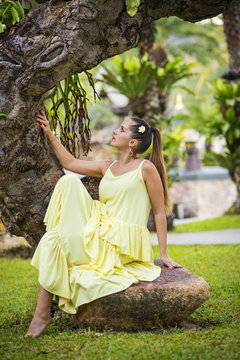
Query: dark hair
129,117,172,213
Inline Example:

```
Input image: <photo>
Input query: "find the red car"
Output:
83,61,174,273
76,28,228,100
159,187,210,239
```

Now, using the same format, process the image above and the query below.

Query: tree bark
0,0,236,247
223,1,240,70
138,23,161,122
223,2,240,210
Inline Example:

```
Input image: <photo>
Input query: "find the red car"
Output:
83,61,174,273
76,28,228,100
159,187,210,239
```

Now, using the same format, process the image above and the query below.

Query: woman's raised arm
35,109,112,178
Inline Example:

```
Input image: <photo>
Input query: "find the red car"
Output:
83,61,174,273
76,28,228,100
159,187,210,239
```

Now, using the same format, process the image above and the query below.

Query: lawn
171,215,240,233
0,245,239,360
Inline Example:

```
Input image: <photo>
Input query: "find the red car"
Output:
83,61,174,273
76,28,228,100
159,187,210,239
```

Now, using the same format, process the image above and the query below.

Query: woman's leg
25,285,53,338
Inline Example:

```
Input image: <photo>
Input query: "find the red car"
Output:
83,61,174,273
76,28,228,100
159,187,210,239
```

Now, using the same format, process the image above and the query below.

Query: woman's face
111,118,137,150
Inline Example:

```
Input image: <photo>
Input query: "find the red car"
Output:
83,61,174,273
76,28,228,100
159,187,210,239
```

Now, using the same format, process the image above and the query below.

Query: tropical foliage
173,78,240,208
0,0,32,32
44,71,100,157
99,52,155,98
155,16,227,67
154,15,229,111
98,52,194,115
155,57,194,96
204,80,240,184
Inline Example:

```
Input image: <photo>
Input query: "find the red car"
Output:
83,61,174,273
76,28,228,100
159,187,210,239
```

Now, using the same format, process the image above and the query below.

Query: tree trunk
138,23,164,122
138,21,172,122
223,1,240,70
0,0,235,247
234,163,240,210
223,1,240,210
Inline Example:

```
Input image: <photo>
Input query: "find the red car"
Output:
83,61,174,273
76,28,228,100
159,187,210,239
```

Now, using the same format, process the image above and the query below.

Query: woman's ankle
34,308,51,320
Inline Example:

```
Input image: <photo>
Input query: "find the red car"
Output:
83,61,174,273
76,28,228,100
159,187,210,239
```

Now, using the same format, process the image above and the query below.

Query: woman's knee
60,173,81,185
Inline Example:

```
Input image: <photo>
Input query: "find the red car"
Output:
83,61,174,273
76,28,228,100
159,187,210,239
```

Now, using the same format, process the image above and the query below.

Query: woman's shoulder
101,159,116,176
142,159,155,169
142,159,157,181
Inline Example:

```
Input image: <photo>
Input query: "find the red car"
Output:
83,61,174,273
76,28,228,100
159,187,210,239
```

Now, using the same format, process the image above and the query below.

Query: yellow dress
31,159,161,314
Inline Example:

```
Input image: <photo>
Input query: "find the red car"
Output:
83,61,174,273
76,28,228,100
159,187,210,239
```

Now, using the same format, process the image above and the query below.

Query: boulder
67,259,210,331
0,231,34,258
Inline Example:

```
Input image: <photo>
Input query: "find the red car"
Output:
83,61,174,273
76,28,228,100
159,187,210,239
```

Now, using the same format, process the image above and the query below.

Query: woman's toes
24,314,52,338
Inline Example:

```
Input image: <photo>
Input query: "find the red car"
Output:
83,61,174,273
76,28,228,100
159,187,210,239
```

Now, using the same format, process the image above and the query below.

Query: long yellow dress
31,159,161,314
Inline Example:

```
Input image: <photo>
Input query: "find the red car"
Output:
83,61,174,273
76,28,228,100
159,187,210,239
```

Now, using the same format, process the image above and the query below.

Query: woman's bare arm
142,160,184,268
49,137,112,177
142,160,167,257
35,110,112,177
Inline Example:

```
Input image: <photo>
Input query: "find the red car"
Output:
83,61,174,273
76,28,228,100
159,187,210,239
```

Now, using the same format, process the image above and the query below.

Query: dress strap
109,160,118,169
137,159,145,168
107,160,118,172
108,159,144,172
111,159,145,168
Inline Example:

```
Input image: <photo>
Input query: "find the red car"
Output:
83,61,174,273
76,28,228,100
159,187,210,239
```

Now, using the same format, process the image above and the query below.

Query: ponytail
149,128,172,214
129,117,172,214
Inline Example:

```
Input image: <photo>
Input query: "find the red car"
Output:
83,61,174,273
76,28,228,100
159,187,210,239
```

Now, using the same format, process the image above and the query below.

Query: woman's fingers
35,110,49,124
35,114,45,120
35,110,47,118
162,260,172,268
170,262,184,268
35,117,45,125
174,264,184,268
35,116,45,122
34,111,49,130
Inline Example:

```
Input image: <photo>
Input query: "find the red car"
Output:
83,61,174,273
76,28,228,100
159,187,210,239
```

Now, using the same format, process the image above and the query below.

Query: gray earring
129,146,133,156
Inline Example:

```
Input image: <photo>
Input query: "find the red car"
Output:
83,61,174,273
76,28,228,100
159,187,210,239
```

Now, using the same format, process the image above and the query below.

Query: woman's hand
160,254,184,269
34,109,56,141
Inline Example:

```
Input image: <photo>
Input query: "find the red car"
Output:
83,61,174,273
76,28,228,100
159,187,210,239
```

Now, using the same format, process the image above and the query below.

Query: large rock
0,231,34,258
67,259,210,331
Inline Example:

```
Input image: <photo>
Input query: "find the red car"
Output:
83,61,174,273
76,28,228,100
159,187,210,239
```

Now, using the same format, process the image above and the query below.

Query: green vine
44,71,101,158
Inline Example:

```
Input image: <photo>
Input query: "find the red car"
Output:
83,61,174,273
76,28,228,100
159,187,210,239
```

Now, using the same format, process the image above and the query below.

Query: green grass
0,245,240,360
171,215,240,233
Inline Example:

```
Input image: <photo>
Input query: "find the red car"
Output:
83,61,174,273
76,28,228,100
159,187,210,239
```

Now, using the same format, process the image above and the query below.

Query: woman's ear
129,139,138,147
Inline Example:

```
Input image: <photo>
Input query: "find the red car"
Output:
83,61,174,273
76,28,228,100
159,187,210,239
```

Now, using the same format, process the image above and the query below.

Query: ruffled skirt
31,173,161,314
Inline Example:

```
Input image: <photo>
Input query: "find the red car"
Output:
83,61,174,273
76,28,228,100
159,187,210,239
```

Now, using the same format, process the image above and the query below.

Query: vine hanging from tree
45,71,101,158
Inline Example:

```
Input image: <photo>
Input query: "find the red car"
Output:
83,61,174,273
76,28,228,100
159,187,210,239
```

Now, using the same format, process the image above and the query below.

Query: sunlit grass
0,245,239,359
171,215,240,233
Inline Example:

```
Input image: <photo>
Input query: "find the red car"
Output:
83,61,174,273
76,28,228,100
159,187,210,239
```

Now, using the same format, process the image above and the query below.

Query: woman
25,109,183,338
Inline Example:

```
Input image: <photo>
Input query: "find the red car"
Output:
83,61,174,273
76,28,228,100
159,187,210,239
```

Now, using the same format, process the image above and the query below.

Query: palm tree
138,22,168,122
222,2,240,210
223,2,240,71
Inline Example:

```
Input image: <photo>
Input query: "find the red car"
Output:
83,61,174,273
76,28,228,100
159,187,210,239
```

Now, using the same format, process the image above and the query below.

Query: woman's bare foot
25,285,53,338
25,311,52,338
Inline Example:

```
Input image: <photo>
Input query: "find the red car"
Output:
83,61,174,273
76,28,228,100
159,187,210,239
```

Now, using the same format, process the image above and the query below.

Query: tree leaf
10,6,20,25
125,0,140,17
0,22,4,33
14,1,25,18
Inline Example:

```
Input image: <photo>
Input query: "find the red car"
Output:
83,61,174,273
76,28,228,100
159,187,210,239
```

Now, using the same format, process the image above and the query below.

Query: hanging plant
44,71,101,158
0,0,32,32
